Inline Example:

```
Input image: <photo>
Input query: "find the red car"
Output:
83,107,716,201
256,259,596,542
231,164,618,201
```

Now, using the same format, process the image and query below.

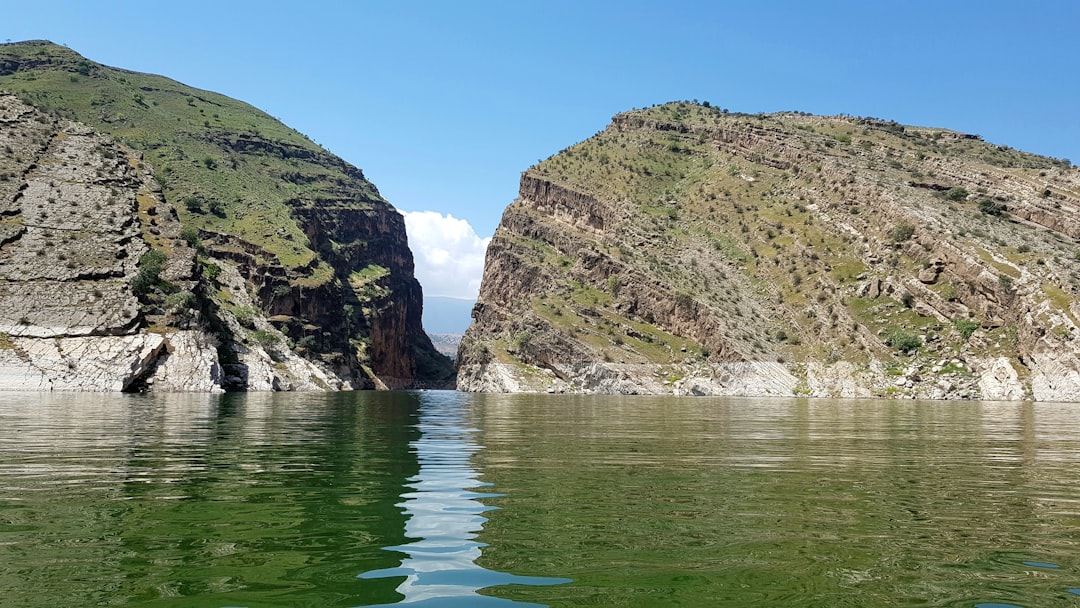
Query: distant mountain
427,333,463,360
458,101,1080,400
423,296,475,334
0,40,453,390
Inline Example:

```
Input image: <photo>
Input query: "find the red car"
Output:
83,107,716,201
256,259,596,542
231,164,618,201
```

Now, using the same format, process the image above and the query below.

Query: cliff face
0,92,216,390
458,102,1080,400
0,41,452,391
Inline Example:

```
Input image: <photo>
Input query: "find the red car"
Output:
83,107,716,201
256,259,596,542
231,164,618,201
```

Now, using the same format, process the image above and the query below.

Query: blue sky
5,0,1079,301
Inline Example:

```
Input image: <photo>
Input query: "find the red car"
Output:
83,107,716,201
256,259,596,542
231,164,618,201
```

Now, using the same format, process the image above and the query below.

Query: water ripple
356,392,569,606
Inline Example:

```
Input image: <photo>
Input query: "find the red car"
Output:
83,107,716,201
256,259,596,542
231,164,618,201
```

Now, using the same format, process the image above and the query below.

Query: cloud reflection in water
357,392,569,606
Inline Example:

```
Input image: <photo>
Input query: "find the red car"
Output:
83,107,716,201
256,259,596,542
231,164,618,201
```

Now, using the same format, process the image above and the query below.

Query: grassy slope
0,40,453,386
496,101,1080,372
0,40,382,274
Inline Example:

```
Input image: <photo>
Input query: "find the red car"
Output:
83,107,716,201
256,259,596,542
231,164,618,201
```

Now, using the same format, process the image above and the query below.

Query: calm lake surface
2,391,1080,607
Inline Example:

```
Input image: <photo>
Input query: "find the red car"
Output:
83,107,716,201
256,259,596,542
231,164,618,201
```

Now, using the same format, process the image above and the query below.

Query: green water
1,392,1080,607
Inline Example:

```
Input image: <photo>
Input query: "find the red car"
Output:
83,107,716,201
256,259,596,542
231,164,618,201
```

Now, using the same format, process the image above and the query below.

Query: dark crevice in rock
120,338,167,393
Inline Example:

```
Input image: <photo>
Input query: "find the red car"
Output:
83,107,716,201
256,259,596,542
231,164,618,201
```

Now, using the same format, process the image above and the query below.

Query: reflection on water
0,390,420,607
473,395,1080,607
358,391,570,606
4,392,1080,607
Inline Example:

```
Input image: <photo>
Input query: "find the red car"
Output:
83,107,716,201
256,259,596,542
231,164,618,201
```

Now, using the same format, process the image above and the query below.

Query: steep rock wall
0,90,443,392
460,103,1080,400
0,40,454,391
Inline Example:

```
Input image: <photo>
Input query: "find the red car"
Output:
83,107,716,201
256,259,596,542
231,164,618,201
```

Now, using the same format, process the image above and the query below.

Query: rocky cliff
458,102,1080,400
0,41,453,391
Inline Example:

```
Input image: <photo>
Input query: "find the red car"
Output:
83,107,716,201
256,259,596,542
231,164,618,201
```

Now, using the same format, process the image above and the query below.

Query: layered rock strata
459,103,1080,400
0,40,453,391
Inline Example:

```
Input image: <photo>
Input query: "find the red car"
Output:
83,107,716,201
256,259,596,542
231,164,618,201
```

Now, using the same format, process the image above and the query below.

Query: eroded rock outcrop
0,40,453,391
0,334,163,391
460,102,1080,400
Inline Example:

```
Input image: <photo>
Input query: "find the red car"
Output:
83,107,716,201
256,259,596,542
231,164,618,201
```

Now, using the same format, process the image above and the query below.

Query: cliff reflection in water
0,391,421,607
357,390,570,607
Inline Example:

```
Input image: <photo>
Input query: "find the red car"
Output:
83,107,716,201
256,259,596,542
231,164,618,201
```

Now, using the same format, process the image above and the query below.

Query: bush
233,306,260,328
164,290,197,311
889,222,915,242
251,330,278,347
885,329,921,353
945,187,969,202
131,249,167,295
979,199,1007,216
998,274,1014,292
180,226,200,248
199,259,221,281
511,330,532,352
953,319,979,340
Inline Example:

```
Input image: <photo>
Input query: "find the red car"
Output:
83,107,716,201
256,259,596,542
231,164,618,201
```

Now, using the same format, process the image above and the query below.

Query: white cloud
403,211,491,300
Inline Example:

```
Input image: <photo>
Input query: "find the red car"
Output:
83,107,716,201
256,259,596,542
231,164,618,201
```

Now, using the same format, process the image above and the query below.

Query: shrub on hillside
953,318,979,340
945,187,969,202
131,249,167,295
889,223,915,243
979,199,1007,216
885,329,921,353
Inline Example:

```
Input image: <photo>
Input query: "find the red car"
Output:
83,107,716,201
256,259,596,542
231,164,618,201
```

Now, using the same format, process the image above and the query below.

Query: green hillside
458,101,1080,399
1,40,375,270
0,40,452,389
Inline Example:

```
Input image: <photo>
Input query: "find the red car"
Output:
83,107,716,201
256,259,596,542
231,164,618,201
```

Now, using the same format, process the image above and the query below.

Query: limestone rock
148,331,224,393
975,357,1026,401
0,334,164,391
805,361,874,399
918,266,941,284
1027,348,1080,401
0,40,455,392
0,282,139,338
459,101,1080,401
458,360,798,397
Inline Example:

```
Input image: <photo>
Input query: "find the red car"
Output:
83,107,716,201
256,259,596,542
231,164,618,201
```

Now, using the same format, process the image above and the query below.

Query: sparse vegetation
953,319,980,340
471,98,1080,394
0,40,378,271
6,46,1077,395
889,223,915,243
130,249,168,296
945,187,969,202
885,329,922,353
979,199,1007,216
